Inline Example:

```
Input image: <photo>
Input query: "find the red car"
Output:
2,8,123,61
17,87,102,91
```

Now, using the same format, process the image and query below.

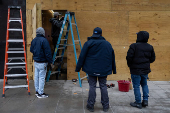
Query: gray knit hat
36,27,45,37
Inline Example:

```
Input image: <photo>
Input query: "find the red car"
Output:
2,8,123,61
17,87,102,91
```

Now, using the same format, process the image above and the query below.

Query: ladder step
8,6,21,9
10,18,21,20
5,74,27,77
58,47,65,49
8,29,22,31
51,71,61,75
9,19,21,22
74,40,80,42
4,85,28,89
8,57,25,60
6,62,26,65
8,39,23,42
60,39,67,41
7,51,25,53
55,55,63,58
71,23,77,25
8,48,24,50
8,66,25,69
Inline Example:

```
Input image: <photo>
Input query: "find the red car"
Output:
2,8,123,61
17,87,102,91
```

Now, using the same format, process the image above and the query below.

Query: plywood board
129,11,170,46
41,0,53,10
32,3,42,79
52,0,112,11
74,11,129,46
26,10,33,80
111,0,170,11
26,0,41,10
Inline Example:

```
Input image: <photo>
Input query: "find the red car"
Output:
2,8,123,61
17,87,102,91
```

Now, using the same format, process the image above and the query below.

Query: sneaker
35,92,38,96
142,100,148,107
103,106,109,112
37,93,49,98
86,104,94,112
130,102,142,109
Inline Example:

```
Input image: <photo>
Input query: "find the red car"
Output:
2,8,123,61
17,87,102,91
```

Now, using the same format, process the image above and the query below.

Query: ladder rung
8,6,21,9
50,71,61,75
8,57,25,60
60,39,67,41
8,29,22,31
8,39,23,42
9,20,21,22
8,66,25,69
80,76,88,80
6,62,26,65
7,51,25,53
74,40,80,42
8,48,24,50
10,18,21,20
58,47,65,49
5,74,27,77
71,23,77,25
4,85,28,89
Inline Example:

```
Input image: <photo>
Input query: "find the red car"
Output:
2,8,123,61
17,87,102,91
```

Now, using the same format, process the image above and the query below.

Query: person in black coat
49,12,64,58
126,31,155,109
75,27,116,112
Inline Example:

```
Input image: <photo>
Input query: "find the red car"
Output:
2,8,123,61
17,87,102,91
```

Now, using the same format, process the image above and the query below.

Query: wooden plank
52,0,112,11
41,0,53,10
32,3,42,39
32,3,42,79
129,11,170,46
26,0,41,10
111,0,170,11
26,10,33,80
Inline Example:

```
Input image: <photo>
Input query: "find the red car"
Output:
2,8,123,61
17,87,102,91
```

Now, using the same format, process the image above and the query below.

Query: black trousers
87,75,109,108
52,36,59,59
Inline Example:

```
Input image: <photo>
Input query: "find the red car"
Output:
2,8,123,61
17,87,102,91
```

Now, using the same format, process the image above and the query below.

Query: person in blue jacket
30,27,53,98
75,27,116,112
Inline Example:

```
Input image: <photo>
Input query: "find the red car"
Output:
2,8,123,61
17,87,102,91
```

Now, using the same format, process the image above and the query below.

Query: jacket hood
36,27,45,37
87,36,106,41
136,31,149,43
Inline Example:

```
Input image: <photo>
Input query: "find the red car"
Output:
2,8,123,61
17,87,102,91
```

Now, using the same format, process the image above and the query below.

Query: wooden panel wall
26,0,170,81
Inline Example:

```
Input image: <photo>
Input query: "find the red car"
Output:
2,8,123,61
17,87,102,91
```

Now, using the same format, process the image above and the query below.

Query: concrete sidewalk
0,80,170,113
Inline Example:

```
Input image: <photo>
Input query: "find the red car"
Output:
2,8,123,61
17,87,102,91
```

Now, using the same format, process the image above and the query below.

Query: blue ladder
46,12,88,87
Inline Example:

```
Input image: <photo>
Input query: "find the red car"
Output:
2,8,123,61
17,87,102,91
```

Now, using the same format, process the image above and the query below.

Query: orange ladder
2,6,30,98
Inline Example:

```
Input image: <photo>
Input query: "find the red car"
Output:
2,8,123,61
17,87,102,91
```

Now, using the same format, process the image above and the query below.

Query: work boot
130,102,142,109
86,104,94,112
142,100,148,107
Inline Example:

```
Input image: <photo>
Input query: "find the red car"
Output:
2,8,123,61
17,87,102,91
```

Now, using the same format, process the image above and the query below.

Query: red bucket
117,80,131,92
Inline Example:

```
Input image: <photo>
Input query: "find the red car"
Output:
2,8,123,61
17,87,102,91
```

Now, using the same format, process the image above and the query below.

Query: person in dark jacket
75,27,116,112
30,27,53,98
49,12,64,54
126,31,155,109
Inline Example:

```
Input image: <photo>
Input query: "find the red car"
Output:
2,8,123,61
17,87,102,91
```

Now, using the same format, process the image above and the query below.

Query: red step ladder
2,6,30,97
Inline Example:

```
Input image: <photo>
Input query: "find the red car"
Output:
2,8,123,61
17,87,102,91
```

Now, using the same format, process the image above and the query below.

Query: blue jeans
131,74,149,103
87,75,109,108
34,62,48,95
